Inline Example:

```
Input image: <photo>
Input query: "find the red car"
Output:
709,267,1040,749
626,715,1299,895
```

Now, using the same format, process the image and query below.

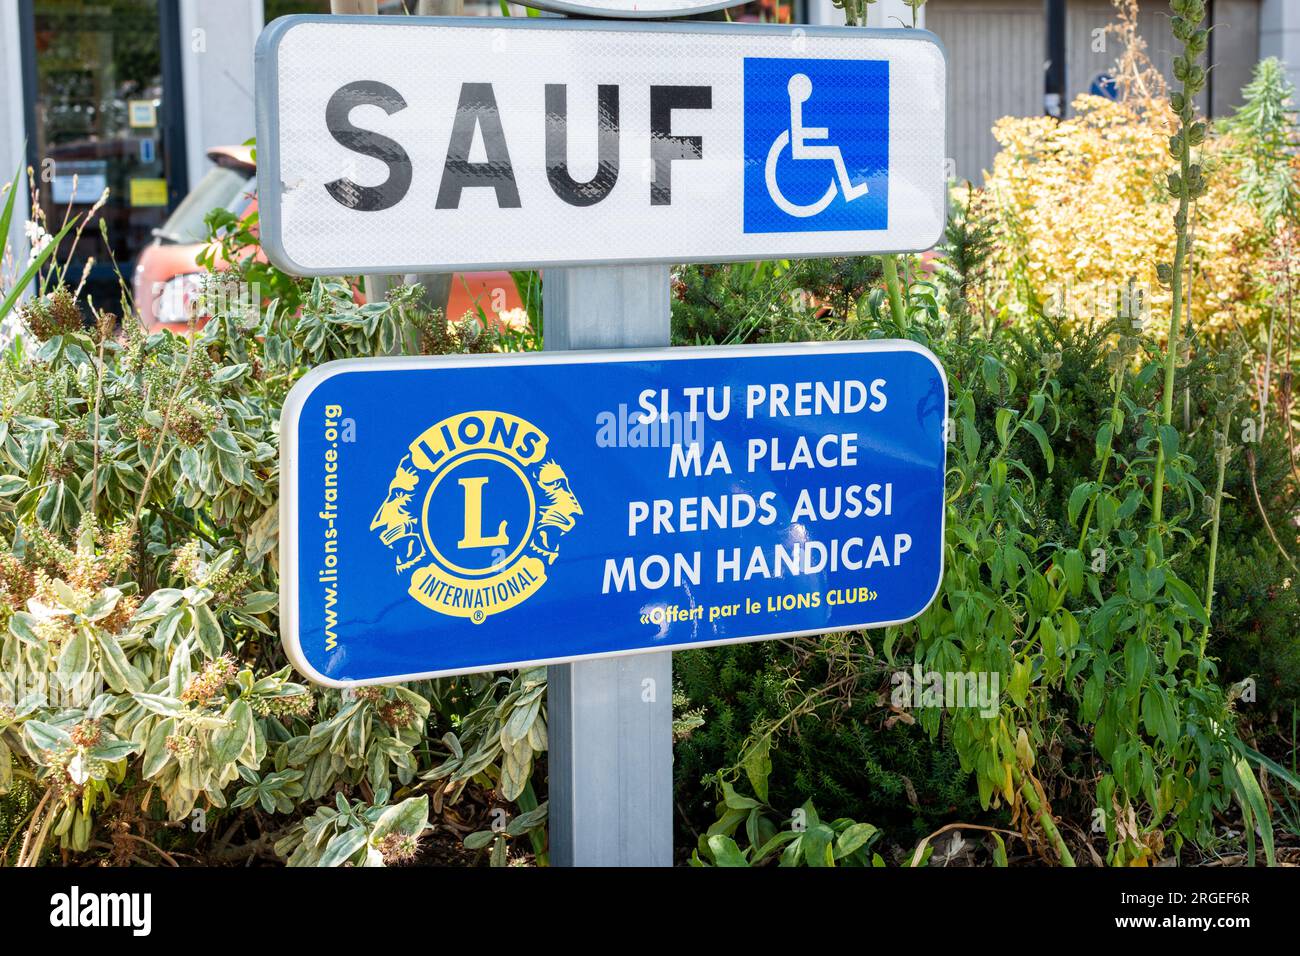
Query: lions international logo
369,411,582,624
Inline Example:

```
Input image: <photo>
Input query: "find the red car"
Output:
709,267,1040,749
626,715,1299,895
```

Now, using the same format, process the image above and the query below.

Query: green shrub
674,639,986,847
0,250,551,865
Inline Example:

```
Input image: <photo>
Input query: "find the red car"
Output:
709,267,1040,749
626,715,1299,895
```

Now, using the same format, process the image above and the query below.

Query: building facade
918,0,1295,183
1,0,264,311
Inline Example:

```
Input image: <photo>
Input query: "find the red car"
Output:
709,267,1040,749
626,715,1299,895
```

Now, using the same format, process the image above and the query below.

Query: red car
132,146,522,331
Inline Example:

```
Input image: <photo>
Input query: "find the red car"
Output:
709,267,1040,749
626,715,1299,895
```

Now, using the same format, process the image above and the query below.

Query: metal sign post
545,265,673,866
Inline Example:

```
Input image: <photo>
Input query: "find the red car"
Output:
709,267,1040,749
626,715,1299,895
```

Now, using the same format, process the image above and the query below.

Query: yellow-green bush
976,94,1267,339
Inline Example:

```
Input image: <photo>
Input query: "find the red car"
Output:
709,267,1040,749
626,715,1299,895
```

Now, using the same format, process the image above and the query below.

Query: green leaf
1095,421,1113,461
142,718,175,779
706,834,749,867
751,829,799,862
133,588,184,622
742,736,772,803
1158,689,1180,748
319,827,368,867
155,607,184,647
209,428,242,454
995,407,1015,447
1020,419,1054,472
498,737,532,801
1062,549,1084,597
24,719,73,754
215,448,246,485
92,739,141,762
51,579,82,611
802,823,835,867
240,591,278,615
8,612,42,646
57,628,91,689
981,355,1002,393
83,587,122,622
1124,639,1149,697
372,795,429,841
991,832,1008,867
211,699,254,770
94,632,145,693
505,801,548,837
1140,689,1162,743
962,416,979,461
1163,574,1209,627
1239,743,1300,794
1082,670,1104,722
0,160,22,271
1068,483,1095,528
1008,661,1030,707
1157,423,1180,458
210,364,249,385
502,694,541,746
192,603,224,657
705,806,747,842
1039,618,1058,672
1229,754,1275,867
133,693,184,718
833,822,879,859
722,781,761,811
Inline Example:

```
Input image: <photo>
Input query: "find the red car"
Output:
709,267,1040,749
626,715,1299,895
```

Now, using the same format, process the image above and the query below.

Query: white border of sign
254,16,948,276
280,339,949,687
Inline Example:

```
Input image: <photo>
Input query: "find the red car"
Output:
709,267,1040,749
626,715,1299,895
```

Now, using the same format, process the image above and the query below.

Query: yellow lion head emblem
369,456,427,573
530,460,583,565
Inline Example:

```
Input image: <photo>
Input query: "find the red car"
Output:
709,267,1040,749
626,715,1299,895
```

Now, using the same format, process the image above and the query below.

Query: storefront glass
28,0,177,311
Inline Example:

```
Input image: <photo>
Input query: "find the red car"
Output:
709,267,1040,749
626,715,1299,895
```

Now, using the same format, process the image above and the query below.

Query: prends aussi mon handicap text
600,377,914,610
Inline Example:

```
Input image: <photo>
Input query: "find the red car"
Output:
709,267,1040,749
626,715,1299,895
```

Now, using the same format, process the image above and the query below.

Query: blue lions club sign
280,342,947,686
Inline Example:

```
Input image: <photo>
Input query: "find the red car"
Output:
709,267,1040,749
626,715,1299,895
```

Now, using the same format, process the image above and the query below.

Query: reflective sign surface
255,17,947,274
280,342,947,685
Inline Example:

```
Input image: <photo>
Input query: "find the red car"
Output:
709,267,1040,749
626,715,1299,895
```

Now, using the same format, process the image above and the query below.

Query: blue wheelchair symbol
744,57,889,234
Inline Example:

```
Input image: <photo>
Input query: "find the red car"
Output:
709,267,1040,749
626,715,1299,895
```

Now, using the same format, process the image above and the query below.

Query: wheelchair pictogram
743,56,888,234
764,73,871,219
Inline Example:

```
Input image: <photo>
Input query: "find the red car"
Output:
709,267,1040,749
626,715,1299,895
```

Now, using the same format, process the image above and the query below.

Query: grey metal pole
544,264,674,867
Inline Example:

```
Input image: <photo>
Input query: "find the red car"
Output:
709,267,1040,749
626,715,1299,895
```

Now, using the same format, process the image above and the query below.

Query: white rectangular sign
255,16,947,274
